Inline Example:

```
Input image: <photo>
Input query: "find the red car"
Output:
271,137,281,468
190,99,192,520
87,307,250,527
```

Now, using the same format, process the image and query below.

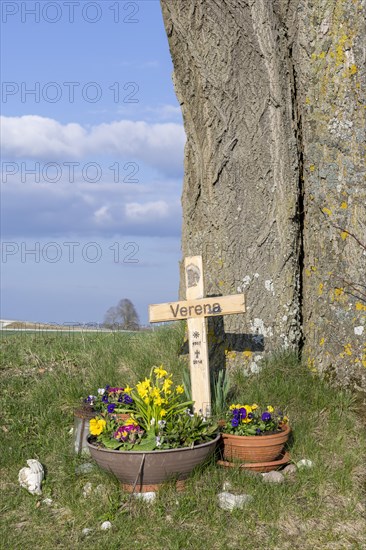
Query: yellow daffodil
154,365,168,378
136,378,151,398
151,387,160,399
89,418,106,436
160,409,167,417
176,385,184,394
162,378,173,393
267,406,274,413
154,395,164,406
144,397,150,405
124,385,132,394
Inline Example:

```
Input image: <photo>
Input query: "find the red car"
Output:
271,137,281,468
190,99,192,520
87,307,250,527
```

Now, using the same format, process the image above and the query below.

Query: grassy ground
1,324,365,549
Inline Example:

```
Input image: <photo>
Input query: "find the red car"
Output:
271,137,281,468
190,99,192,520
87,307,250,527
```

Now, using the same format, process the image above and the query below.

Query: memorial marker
149,256,246,414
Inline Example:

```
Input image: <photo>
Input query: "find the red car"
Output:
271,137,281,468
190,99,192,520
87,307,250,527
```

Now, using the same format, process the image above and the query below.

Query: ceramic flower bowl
87,434,220,492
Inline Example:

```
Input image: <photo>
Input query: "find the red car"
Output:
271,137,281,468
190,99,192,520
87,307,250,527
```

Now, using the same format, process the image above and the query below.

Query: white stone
82,482,93,498
282,464,297,476
217,492,253,510
354,326,364,336
100,521,112,530
132,491,156,503
42,498,53,506
82,528,93,536
262,471,285,483
297,459,313,469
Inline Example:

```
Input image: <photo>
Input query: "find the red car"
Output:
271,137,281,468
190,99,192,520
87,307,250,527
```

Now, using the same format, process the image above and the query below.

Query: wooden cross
149,255,246,414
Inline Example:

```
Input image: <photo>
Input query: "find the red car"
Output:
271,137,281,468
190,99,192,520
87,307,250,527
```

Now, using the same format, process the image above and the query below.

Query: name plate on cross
148,256,246,414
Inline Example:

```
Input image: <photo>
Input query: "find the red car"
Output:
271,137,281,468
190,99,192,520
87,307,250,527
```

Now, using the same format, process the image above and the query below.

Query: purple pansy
261,412,271,421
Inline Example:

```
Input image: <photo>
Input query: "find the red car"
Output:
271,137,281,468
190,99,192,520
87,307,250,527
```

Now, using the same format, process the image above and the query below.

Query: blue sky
1,0,185,325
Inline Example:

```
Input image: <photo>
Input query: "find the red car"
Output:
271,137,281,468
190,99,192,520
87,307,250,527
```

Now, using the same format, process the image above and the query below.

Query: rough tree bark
160,0,365,390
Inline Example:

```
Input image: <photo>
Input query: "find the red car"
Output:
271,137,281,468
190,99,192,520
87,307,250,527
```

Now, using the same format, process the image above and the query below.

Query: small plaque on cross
149,256,246,414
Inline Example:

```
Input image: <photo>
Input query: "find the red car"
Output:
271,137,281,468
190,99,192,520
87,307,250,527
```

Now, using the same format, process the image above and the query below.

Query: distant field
0,328,140,336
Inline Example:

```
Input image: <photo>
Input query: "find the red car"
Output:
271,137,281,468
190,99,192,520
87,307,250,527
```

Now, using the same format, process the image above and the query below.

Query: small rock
100,521,112,530
68,427,74,435
95,484,106,496
282,464,297,476
42,498,53,506
132,491,156,503
82,482,93,498
75,463,94,475
82,528,93,536
217,491,253,511
297,459,313,469
262,471,285,483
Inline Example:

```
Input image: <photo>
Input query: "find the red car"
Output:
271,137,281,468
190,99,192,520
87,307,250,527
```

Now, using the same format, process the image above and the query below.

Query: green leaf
134,428,157,451
99,434,124,449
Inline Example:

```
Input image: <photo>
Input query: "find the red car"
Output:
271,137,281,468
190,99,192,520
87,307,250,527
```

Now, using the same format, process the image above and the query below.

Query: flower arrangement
222,403,289,436
87,366,218,451
85,385,134,415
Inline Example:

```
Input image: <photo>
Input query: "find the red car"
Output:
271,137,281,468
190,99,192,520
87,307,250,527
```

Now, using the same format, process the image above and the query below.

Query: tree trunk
290,0,366,389
160,0,366,390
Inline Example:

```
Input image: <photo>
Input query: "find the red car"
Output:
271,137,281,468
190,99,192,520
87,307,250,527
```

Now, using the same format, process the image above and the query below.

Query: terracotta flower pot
87,434,220,492
221,423,290,463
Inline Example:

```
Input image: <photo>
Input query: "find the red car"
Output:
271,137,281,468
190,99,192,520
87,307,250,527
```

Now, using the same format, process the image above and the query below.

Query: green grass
1,325,365,549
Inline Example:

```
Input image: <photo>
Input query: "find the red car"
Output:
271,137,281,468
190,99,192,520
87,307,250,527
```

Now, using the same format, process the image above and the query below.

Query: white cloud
1,116,87,158
1,115,185,176
94,205,112,224
125,200,170,220
1,173,182,238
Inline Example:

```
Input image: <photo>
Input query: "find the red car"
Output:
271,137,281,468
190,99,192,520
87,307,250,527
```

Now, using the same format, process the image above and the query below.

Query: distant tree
103,298,140,330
